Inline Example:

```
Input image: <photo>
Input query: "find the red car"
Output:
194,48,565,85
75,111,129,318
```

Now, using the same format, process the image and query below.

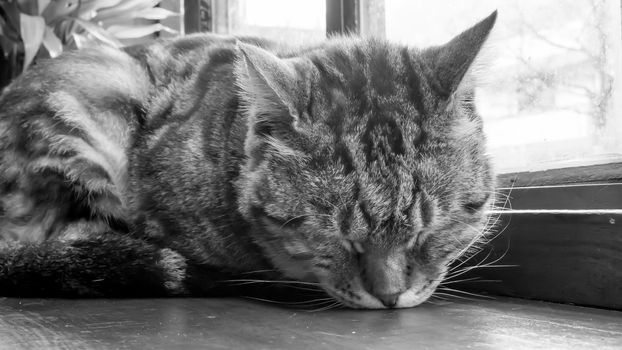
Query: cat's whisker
238,269,278,275
439,276,483,285
306,300,343,312
243,296,334,306
423,298,450,306
446,241,515,283
279,213,332,229
446,263,517,282
425,295,455,305
449,243,509,273
483,190,511,200
461,229,513,268
445,217,490,266
443,278,502,285
432,292,480,302
226,282,324,293
449,262,518,275
448,242,494,273
447,202,514,271
218,279,322,288
428,294,451,301
436,287,494,300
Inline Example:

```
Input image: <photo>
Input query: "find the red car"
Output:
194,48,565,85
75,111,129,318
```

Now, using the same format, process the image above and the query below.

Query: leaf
19,13,45,71
37,0,51,15
93,0,161,22
132,7,178,20
106,23,176,39
54,18,78,43
41,0,79,25
73,18,122,47
16,0,38,15
42,25,62,57
77,0,123,19
0,1,22,40
71,32,93,49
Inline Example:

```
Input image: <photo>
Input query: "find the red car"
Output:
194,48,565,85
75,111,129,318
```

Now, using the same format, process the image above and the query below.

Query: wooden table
0,297,620,349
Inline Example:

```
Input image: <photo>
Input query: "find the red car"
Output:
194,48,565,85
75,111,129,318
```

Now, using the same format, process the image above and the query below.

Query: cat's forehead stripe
361,113,406,165
399,47,427,118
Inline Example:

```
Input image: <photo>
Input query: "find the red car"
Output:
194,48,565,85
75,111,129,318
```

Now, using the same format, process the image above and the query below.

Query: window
209,0,326,44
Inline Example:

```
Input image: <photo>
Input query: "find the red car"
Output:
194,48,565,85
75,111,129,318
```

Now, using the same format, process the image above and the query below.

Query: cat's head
235,12,497,309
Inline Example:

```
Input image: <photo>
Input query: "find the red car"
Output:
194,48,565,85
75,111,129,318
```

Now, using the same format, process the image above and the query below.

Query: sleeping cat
0,12,497,309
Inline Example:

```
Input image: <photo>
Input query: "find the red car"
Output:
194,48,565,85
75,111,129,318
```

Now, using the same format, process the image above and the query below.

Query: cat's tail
0,227,190,297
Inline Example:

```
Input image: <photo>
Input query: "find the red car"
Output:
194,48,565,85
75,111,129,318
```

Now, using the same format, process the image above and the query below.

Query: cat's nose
361,247,407,308
376,292,401,308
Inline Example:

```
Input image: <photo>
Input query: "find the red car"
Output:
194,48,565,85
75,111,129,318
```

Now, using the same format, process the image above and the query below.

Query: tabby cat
0,12,497,309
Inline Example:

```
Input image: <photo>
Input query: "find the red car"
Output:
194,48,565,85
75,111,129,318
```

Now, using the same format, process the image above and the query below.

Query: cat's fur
0,12,496,308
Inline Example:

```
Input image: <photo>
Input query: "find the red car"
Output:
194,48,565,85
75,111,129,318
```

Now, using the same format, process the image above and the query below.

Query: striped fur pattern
0,12,497,308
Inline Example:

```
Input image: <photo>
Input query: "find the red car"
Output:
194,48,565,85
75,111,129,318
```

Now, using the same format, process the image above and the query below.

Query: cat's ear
421,11,497,99
234,42,304,168
235,42,301,125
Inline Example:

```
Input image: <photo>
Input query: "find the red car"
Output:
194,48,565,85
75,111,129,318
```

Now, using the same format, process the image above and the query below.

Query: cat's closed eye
462,194,491,213
406,229,427,250
262,214,306,229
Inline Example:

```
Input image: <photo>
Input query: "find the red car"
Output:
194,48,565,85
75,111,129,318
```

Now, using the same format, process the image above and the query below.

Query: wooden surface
458,213,622,310
0,297,620,349
456,182,622,309
497,162,622,187
496,183,622,210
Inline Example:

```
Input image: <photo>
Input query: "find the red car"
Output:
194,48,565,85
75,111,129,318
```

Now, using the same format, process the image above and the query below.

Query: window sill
458,163,622,310
0,297,620,349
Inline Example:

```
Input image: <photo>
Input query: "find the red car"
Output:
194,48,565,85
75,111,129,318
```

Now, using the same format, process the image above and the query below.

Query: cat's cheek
257,239,317,282
277,260,316,282
319,278,385,309
397,285,437,308
397,270,444,308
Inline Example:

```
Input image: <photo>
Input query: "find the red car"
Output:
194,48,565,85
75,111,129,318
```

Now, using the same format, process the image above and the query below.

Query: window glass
212,0,326,44
364,0,622,173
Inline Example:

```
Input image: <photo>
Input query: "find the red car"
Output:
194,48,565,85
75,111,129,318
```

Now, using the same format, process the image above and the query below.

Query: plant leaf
93,0,161,22
106,23,176,39
37,0,51,15
16,0,38,15
77,0,123,19
19,13,45,71
54,18,78,44
73,18,122,47
41,0,79,24
0,1,22,40
132,7,178,20
71,32,93,49
42,25,62,57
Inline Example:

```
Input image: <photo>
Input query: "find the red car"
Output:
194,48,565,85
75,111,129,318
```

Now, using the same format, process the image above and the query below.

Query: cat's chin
322,284,386,309
325,285,437,309
318,274,442,309
395,284,438,308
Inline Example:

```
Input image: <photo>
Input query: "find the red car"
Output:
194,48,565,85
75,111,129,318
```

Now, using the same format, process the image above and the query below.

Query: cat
0,11,497,309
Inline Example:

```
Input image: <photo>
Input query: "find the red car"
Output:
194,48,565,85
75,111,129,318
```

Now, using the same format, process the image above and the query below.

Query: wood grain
0,297,620,350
